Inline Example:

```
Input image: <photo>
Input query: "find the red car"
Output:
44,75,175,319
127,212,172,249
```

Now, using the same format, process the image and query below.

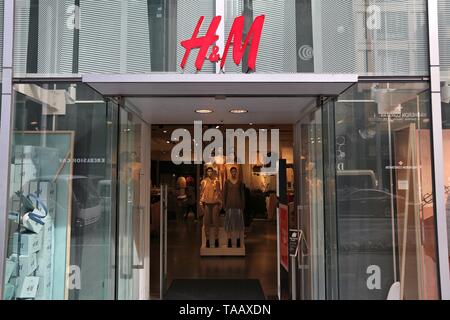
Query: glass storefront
2,0,450,301
117,108,146,300
13,0,429,76
3,82,117,300
333,82,439,300
297,107,326,300
1,85,444,300
294,82,439,300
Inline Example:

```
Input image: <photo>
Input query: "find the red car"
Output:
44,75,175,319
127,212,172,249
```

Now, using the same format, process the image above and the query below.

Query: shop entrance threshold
165,279,266,300
82,73,358,97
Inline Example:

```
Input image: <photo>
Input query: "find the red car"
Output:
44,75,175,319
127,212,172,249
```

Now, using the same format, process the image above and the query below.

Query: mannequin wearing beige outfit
200,167,222,248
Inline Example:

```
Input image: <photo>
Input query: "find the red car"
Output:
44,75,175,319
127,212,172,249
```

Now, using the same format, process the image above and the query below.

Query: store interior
149,123,294,299
136,96,311,300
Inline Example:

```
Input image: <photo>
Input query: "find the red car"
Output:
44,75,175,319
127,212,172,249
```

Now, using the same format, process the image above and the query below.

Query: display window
332,82,439,300
3,83,117,300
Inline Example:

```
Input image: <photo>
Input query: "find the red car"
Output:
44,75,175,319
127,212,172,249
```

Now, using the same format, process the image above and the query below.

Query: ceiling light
163,130,168,133
195,109,214,114
216,125,220,129
230,109,248,114
166,140,171,144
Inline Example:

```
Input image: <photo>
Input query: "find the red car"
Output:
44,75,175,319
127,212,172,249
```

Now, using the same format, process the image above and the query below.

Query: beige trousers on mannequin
203,204,220,240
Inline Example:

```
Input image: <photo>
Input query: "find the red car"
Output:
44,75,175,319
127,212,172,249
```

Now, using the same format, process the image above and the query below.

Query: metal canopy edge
82,73,358,97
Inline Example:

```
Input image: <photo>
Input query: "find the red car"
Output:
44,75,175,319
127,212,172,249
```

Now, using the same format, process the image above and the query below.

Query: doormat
164,279,266,300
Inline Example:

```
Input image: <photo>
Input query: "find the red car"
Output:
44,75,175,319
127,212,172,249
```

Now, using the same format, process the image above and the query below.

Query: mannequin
177,176,188,220
177,176,187,197
184,177,197,220
223,166,245,248
200,167,222,248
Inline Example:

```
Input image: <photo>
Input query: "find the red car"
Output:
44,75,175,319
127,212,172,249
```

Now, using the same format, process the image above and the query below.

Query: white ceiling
84,73,358,124
126,96,317,124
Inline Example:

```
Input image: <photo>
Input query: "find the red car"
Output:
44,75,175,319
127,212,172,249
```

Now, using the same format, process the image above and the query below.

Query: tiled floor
150,217,278,299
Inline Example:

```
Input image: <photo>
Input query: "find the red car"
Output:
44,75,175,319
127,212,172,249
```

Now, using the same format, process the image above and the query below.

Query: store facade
0,0,450,300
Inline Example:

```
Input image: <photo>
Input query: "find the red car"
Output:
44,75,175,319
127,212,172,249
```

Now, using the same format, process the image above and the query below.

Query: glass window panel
334,82,439,300
3,82,117,300
439,0,450,78
13,0,428,76
297,108,326,300
117,109,144,300
438,0,450,265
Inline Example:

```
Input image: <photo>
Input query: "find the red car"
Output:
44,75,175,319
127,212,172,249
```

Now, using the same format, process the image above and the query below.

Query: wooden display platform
200,245,246,257
200,219,246,257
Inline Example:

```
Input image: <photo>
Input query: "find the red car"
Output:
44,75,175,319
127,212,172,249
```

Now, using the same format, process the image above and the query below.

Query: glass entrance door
297,106,326,300
117,109,144,299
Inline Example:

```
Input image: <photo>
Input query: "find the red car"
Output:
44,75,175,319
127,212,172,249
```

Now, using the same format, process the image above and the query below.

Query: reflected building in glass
0,0,449,301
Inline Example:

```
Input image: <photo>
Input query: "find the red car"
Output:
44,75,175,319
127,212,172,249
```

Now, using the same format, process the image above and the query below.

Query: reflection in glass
13,0,428,76
438,0,450,275
3,83,117,300
334,82,439,300
117,109,143,300
297,108,325,300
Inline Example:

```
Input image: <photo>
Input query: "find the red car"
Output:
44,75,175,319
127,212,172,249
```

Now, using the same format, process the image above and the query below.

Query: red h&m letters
180,15,265,72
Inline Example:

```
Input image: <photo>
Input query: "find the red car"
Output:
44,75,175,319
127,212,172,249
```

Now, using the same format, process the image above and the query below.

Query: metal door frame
159,184,168,300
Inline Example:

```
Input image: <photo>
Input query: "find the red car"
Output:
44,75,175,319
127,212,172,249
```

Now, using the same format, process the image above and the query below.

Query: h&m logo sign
180,15,265,72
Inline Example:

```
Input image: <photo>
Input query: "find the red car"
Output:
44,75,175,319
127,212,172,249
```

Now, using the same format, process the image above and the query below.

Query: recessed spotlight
196,109,214,114
230,109,248,114
163,130,168,133
216,125,220,129
166,140,171,144
249,123,254,126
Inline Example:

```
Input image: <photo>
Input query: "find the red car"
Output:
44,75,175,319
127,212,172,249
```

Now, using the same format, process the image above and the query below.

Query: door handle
132,206,146,270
